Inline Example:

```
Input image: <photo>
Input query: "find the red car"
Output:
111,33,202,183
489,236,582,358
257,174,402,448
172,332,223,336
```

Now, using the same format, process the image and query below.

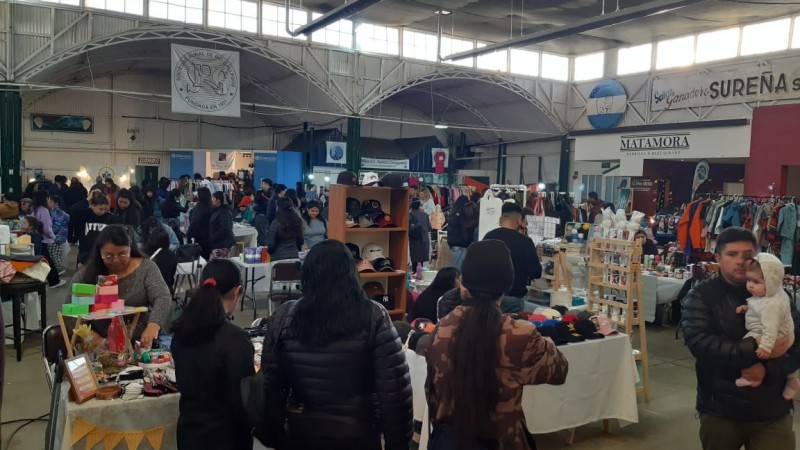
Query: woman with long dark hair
71,225,172,348
410,267,460,323
144,225,178,295
209,191,235,259
187,187,214,259
140,186,157,220
261,240,412,450
171,259,254,450
115,188,142,229
446,196,478,270
31,190,62,287
104,178,119,210
426,240,568,449
265,197,304,261
162,188,187,228
74,191,115,266
301,200,326,250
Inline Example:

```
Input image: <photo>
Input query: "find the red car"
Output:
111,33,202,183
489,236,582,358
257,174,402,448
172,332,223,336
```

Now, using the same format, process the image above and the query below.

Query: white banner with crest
171,44,241,117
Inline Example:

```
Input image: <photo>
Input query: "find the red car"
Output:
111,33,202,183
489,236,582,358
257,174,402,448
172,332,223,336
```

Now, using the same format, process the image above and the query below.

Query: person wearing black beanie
425,240,568,450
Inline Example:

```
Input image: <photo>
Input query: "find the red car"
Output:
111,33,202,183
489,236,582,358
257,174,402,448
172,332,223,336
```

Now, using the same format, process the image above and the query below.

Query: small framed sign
64,354,98,404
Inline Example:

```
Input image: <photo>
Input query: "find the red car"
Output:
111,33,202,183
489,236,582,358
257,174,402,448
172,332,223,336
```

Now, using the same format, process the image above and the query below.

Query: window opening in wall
695,27,739,63
86,0,144,15
792,16,800,49
580,174,604,202
541,53,569,81
149,0,203,24
740,18,791,56
311,13,353,48
208,0,259,33
402,30,438,62
441,36,475,67
355,23,399,55
38,0,81,5
574,52,604,81
262,2,308,40
656,35,695,70
476,43,508,72
509,49,539,77
617,43,652,75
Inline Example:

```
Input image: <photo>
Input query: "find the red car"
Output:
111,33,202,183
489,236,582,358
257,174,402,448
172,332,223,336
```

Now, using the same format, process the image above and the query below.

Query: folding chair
267,259,302,317
174,244,203,298
41,324,67,391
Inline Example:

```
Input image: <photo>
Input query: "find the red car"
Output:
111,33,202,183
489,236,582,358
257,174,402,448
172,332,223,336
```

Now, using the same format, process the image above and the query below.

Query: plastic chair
41,324,67,390
267,259,302,316
174,244,203,297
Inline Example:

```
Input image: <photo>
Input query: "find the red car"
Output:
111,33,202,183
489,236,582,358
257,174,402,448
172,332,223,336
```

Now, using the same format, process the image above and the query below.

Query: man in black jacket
682,227,800,449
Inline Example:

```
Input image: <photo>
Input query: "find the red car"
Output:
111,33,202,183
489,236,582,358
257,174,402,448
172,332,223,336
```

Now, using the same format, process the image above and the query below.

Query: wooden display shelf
386,308,404,318
346,227,408,233
588,262,630,272
359,272,407,279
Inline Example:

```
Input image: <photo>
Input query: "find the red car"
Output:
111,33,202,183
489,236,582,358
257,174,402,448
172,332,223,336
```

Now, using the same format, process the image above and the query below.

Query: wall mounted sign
325,141,347,164
361,157,410,170
31,114,93,133
652,63,800,111
171,44,240,117
620,132,690,156
137,157,161,165
586,79,627,129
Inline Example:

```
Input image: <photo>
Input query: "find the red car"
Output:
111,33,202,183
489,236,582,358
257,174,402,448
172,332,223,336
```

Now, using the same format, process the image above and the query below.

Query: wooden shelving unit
586,237,650,401
328,184,409,320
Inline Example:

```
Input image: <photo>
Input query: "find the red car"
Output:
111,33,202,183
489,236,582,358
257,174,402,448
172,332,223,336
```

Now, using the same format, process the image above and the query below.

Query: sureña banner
652,63,800,111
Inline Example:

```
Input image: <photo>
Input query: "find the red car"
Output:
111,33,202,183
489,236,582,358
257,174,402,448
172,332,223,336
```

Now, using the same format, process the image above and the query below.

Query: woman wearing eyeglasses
69,224,172,349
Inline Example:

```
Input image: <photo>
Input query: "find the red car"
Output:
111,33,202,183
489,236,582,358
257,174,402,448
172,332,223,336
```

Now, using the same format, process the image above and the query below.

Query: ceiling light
324,176,330,182
434,124,449,129
537,183,546,190
308,174,315,180
434,10,452,15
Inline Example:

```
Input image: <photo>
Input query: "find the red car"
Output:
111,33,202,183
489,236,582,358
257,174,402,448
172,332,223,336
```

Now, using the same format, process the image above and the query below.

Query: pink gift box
110,300,125,310
97,285,119,296
95,294,119,304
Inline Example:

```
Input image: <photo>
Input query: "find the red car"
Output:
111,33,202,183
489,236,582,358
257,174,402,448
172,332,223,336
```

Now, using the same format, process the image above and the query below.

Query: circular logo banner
587,79,627,129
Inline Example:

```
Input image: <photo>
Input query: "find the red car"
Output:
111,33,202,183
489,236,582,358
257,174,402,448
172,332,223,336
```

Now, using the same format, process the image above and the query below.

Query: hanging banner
325,141,347,164
651,63,800,111
431,148,449,174
209,152,236,171
691,159,710,197
361,157,409,170
171,44,241,117
170,151,194,180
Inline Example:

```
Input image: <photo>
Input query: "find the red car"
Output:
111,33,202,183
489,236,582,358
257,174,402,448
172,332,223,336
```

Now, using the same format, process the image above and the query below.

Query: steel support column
558,135,570,192
0,86,22,196
347,117,361,173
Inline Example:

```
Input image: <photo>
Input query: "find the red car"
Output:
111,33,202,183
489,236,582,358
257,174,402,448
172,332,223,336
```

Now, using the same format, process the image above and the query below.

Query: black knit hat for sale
461,240,514,295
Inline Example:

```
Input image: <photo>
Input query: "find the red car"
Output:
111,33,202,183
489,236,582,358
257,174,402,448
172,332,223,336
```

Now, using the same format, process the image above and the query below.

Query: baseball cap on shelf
356,259,376,273
540,308,562,320
538,325,567,346
552,305,569,316
362,243,385,262
591,314,618,336
372,257,395,272
542,318,560,328
345,243,361,260
380,173,405,187
574,319,605,340
336,171,358,186
363,281,385,298
374,213,397,228
530,314,547,323
361,199,383,216
361,172,381,186
345,214,359,228
346,197,362,217
357,215,379,228
561,314,578,323
576,310,596,321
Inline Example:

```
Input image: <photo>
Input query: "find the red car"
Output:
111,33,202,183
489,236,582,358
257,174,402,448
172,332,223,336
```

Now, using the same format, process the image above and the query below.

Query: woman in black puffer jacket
261,240,412,450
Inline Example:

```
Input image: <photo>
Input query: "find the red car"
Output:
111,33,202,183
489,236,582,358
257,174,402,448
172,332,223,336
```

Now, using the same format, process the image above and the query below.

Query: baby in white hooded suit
735,253,799,400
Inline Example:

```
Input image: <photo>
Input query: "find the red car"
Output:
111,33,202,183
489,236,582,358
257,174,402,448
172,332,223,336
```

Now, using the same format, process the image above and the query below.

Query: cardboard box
71,283,96,295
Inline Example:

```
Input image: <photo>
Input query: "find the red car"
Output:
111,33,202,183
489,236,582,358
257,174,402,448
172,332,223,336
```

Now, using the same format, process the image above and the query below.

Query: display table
1,279,46,361
55,383,179,450
641,274,685,323
233,224,257,248
410,333,638,447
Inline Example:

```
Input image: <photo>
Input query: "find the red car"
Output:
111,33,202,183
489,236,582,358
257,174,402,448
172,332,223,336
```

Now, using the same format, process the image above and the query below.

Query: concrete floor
3,262,799,449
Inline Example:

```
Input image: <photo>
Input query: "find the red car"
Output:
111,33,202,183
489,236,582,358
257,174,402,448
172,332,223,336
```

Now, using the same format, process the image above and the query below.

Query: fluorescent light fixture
288,0,382,36
130,168,135,174
537,183,546,190
434,124,449,129
308,174,315,180
324,176,331,182
434,10,451,15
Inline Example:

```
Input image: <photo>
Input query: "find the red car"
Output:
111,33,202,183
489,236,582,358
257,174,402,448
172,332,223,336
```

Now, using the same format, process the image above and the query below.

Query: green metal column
0,87,22,196
347,117,361,173
558,134,570,192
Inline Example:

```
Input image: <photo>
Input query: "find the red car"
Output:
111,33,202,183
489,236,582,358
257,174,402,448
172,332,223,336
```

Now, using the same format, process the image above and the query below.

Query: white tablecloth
234,225,258,248
55,383,180,450
641,274,686,322
410,333,638,447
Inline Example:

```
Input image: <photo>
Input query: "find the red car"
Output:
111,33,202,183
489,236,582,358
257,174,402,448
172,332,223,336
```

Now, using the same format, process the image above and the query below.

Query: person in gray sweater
302,200,327,250
266,197,304,261
69,225,172,349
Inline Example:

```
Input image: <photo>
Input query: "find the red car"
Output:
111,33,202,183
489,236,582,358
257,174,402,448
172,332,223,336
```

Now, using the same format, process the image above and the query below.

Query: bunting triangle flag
124,431,145,450
69,417,95,447
103,430,124,450
144,427,165,450
85,427,108,450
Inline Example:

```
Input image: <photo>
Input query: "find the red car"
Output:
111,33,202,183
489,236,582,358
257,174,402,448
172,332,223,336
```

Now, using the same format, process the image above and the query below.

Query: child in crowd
19,215,44,255
735,253,799,400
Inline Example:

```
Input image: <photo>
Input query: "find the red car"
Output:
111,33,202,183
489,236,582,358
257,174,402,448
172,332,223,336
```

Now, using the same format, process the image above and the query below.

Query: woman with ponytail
171,259,254,450
265,196,304,261
425,240,569,449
